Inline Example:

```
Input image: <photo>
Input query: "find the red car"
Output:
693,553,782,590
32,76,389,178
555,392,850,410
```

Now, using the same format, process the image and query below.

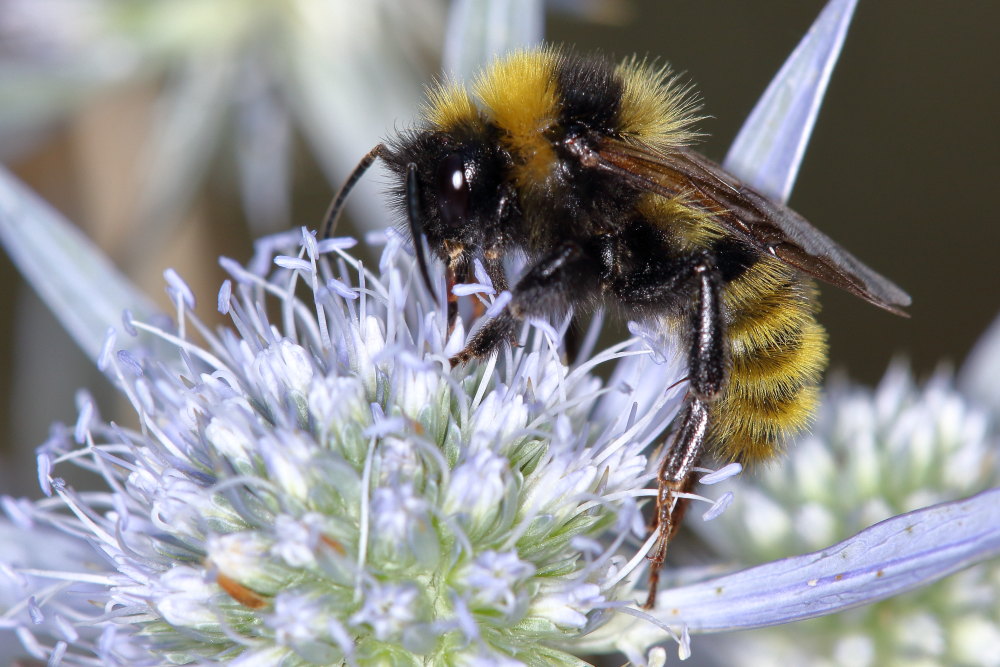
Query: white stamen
97,327,116,371
318,236,359,252
698,462,743,485
163,268,195,309
217,279,232,314
274,256,312,272
702,492,734,521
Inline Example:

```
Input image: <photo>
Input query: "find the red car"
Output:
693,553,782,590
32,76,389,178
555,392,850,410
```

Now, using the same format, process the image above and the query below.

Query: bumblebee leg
444,251,470,332
445,263,460,331
645,396,709,609
445,249,506,333
482,187,514,297
482,249,510,294
451,241,594,365
470,253,505,322
688,263,727,399
643,260,726,609
445,183,513,333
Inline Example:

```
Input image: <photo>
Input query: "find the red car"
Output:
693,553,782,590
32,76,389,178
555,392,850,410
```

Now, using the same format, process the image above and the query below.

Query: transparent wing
594,138,911,316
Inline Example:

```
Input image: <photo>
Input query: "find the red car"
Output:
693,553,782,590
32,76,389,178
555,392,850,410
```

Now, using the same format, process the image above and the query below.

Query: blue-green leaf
0,166,162,366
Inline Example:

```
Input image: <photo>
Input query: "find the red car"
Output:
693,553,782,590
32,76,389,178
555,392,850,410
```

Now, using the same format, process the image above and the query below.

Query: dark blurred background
2,0,997,497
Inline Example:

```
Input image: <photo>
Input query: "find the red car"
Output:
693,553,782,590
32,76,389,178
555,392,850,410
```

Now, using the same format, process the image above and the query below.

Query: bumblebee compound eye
435,154,470,227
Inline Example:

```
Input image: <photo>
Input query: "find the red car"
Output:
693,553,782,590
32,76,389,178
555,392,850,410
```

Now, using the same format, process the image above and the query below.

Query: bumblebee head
383,127,513,276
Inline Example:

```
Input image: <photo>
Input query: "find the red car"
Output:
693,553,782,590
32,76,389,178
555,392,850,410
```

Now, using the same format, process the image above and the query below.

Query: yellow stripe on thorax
474,49,560,189
424,80,480,131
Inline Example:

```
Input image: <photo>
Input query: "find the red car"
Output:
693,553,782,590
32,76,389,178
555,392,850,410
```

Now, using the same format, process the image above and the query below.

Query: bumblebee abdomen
711,256,828,465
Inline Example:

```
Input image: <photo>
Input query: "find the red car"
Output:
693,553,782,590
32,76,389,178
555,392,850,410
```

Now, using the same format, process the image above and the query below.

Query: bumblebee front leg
444,244,470,332
471,249,510,322
645,261,726,609
451,241,593,365
443,244,510,334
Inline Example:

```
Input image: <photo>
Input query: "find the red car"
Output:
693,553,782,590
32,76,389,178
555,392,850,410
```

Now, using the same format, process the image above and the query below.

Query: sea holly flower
1,227,688,665
1,0,998,665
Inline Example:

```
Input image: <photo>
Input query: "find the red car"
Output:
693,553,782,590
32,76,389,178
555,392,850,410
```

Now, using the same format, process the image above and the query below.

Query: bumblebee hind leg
645,396,709,608
639,260,727,609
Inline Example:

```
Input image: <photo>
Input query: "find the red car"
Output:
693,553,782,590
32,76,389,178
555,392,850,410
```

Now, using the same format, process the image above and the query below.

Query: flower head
1,228,689,665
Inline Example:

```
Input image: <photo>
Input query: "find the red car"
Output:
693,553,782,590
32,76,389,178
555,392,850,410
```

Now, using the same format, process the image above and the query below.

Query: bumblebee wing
594,139,911,316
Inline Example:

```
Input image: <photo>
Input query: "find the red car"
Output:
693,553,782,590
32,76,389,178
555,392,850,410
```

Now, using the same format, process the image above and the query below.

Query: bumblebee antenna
405,162,437,300
320,143,385,239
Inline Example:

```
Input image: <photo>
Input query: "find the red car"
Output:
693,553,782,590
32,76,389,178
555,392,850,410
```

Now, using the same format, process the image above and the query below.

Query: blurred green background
1,0,997,498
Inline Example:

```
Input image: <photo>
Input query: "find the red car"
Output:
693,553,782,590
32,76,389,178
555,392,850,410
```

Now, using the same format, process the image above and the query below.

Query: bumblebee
322,48,910,608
